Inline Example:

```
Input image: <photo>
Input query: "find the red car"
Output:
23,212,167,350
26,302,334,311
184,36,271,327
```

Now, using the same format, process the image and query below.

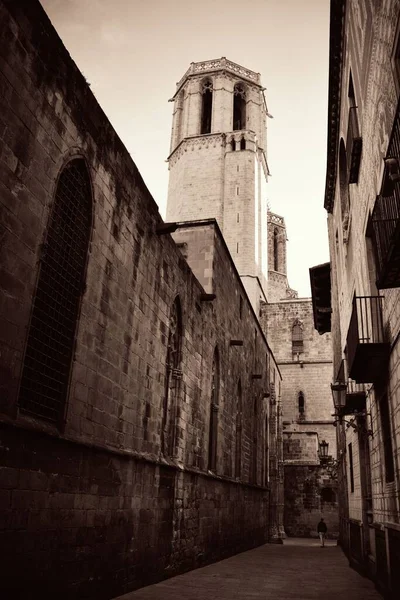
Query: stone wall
284,465,339,539
0,1,282,597
261,297,338,538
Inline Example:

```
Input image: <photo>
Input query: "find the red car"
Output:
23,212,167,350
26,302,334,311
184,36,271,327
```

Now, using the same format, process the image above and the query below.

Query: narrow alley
115,539,381,600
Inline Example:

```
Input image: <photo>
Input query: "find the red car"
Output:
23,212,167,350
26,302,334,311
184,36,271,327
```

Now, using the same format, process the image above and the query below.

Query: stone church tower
267,210,298,302
166,58,270,310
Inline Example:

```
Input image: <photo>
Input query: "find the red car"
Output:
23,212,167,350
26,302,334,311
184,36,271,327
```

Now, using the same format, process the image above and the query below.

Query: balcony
346,296,390,383
342,379,366,416
347,106,362,184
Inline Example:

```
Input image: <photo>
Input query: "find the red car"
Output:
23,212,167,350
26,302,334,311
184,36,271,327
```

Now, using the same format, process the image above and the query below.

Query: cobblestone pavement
115,538,381,600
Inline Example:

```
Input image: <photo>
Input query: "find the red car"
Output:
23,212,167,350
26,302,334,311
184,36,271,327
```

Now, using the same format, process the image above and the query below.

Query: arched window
235,379,242,478
208,347,220,471
240,137,246,151
161,296,182,455
233,83,246,130
251,397,258,484
201,79,213,134
273,228,279,271
298,391,305,419
264,414,269,485
339,138,350,230
292,320,304,354
18,158,92,424
231,138,236,152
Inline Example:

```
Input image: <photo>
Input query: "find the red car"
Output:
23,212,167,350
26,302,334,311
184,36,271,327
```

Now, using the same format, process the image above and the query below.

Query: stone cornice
171,57,263,100
324,0,347,213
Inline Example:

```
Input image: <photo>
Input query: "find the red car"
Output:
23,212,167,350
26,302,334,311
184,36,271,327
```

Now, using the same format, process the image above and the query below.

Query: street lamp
330,380,347,415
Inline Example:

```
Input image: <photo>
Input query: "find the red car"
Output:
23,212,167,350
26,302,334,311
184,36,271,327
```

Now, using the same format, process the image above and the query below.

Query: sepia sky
41,0,330,298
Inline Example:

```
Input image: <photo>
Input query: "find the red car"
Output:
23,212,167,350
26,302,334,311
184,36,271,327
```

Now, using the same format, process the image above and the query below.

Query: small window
292,321,304,354
231,138,236,151
298,391,305,418
240,137,246,150
348,442,354,493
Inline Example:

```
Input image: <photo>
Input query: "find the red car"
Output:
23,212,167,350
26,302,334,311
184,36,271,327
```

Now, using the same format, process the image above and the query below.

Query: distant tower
267,211,297,302
166,58,270,309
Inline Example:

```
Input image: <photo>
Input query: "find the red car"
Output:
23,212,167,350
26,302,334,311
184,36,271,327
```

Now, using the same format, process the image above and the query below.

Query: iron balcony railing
347,106,362,184
346,378,366,395
346,296,389,383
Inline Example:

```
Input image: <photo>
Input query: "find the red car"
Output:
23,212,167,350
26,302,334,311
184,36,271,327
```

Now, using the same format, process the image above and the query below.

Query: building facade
262,217,338,539
311,0,400,594
0,1,283,598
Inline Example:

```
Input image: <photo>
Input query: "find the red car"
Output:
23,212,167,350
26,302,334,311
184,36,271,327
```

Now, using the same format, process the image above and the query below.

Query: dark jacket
317,520,327,533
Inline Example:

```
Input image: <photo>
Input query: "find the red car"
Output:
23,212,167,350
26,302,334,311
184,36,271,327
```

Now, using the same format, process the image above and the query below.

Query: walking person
317,517,327,547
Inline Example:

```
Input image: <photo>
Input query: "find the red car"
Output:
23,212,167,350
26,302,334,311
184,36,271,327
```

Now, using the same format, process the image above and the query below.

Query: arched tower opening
233,83,246,130
201,78,213,134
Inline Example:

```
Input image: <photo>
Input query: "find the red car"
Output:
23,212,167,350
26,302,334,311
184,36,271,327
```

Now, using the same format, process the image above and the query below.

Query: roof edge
324,0,347,213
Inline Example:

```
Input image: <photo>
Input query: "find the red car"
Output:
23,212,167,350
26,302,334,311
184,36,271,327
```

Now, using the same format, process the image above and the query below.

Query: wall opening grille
18,159,92,424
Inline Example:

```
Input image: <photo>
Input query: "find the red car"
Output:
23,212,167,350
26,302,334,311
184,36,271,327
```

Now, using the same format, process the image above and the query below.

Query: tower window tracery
233,83,246,130
201,78,213,134
273,228,279,271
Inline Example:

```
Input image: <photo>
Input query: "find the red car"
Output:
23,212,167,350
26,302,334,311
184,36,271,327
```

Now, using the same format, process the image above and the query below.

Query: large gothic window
235,379,242,478
161,296,182,455
233,83,246,130
208,347,220,471
292,320,304,354
201,79,213,134
18,159,92,424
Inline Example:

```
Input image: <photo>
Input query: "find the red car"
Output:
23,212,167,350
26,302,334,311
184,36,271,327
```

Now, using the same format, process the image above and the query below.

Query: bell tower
166,57,270,308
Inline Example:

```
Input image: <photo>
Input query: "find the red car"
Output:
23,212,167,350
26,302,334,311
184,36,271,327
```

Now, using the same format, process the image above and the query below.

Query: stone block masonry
0,1,282,597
